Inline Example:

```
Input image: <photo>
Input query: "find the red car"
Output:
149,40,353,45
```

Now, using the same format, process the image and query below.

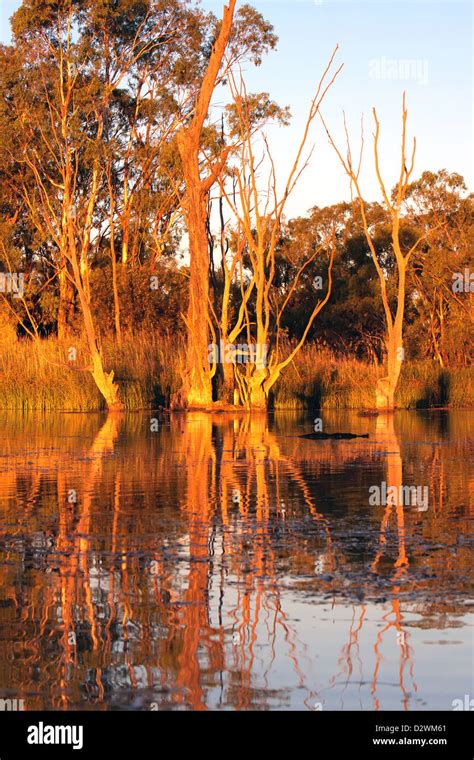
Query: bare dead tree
321,94,438,409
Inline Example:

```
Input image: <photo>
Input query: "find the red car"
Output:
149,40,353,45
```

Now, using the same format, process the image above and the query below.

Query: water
0,410,472,711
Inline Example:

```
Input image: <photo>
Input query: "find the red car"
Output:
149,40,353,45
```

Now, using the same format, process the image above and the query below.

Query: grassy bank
273,345,473,410
0,333,472,411
0,332,180,411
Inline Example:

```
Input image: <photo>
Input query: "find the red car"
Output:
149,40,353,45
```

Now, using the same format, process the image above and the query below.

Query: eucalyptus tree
170,1,277,408
3,0,192,408
402,170,473,367
323,95,438,409
215,51,342,408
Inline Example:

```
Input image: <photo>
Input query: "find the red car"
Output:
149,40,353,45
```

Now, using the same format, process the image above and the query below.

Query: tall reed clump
0,335,97,410
272,344,378,409
0,330,182,411
106,330,183,409
396,361,474,409
272,344,474,410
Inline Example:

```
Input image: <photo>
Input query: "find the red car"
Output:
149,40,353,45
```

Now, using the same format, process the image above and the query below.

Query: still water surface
0,410,472,711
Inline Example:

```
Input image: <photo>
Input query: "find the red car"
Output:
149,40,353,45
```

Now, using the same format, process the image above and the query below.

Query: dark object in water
299,432,369,440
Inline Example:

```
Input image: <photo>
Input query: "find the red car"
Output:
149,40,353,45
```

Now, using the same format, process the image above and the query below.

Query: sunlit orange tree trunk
173,0,277,408
323,95,435,409
219,52,342,407
173,1,237,407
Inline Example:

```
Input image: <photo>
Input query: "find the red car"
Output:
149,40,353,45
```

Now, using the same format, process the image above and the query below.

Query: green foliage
228,4,278,67
91,262,188,336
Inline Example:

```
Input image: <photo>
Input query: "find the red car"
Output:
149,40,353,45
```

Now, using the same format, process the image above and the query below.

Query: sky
1,0,472,218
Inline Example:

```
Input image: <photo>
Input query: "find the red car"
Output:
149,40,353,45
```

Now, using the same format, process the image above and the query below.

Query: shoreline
1,334,472,413
0,404,472,414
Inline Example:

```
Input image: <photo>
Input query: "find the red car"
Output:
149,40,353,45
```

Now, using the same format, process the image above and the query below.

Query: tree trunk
171,0,237,409
248,371,268,409
376,256,406,411
67,222,123,411
106,164,122,345
109,215,122,346
241,364,269,409
376,327,403,410
221,349,235,403
437,291,446,368
82,297,123,410
121,209,130,266
90,350,122,411
58,260,75,339
176,134,213,408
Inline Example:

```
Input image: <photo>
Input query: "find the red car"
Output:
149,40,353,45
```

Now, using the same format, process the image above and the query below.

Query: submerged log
299,432,369,440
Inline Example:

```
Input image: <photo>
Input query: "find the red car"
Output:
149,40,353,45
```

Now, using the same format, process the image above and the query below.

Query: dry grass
276,345,474,410
0,333,471,410
0,331,181,411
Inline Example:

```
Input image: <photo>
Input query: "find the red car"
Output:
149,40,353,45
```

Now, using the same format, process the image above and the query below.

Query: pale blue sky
1,0,472,217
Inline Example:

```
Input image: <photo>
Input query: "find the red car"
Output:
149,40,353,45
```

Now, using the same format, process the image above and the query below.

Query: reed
273,345,378,410
275,347,474,409
0,333,471,410
0,331,181,411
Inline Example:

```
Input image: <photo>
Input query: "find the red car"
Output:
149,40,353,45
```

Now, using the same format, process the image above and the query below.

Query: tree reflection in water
0,410,471,710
